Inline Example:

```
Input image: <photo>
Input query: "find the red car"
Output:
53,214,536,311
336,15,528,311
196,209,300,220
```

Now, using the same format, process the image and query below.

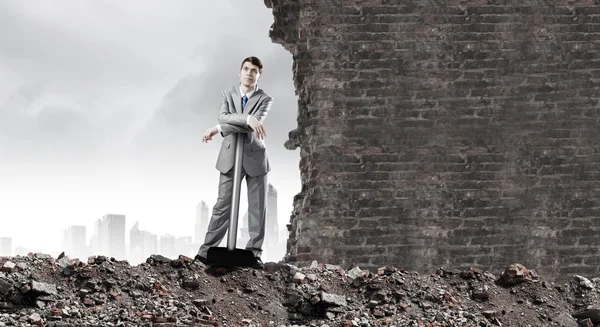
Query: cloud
0,1,232,85
0,0,297,160
0,81,139,160
0,1,302,254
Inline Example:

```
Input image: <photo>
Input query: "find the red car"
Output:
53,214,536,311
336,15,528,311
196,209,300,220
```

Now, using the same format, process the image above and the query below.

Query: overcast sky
0,1,300,257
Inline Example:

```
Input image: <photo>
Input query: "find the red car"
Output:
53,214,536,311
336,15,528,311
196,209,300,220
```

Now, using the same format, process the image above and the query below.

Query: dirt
1,253,600,327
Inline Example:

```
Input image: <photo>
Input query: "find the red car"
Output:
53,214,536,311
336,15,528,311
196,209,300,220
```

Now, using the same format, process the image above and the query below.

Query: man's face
240,61,261,88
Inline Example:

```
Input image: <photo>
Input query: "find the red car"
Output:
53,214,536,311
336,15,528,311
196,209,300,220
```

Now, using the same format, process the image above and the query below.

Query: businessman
196,56,273,269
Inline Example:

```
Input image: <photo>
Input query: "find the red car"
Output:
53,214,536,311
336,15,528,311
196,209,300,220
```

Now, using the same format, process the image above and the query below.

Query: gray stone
56,256,70,268
574,275,595,289
1,262,15,272
347,267,362,279
324,264,341,271
293,272,306,283
0,278,12,296
319,292,347,307
30,281,57,295
148,254,171,263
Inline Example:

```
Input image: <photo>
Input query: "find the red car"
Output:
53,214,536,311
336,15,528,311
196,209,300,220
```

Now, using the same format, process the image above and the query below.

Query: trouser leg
198,170,237,258
245,172,268,258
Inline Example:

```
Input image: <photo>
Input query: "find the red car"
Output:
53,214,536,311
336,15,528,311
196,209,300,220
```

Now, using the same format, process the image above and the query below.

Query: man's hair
240,56,263,73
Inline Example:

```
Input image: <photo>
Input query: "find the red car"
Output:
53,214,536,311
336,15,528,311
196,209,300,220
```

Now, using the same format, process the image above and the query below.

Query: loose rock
0,255,599,326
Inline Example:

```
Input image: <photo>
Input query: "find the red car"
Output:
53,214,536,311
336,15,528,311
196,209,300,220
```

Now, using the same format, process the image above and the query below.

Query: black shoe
193,254,209,265
252,257,264,270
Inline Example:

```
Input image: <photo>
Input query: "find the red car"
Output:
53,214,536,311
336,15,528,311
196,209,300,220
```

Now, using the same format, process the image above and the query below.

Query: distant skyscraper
91,218,108,256
104,214,126,259
160,234,176,259
62,226,87,260
279,228,289,246
237,212,250,247
91,214,126,259
130,222,142,250
0,237,12,256
130,221,143,262
195,201,209,243
143,232,158,257
266,183,280,247
130,221,158,264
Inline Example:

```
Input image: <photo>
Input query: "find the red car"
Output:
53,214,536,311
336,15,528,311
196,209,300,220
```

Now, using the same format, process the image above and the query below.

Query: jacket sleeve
218,89,248,126
219,93,274,138
250,95,273,124
219,123,254,137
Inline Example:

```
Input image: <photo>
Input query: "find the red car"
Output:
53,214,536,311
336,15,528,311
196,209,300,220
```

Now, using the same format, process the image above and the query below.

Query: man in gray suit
196,56,273,269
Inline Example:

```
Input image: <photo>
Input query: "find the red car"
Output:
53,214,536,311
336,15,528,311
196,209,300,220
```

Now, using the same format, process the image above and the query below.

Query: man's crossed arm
202,89,273,143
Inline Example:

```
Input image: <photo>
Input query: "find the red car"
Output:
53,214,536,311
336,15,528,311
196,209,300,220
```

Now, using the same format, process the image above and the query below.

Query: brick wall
265,0,600,278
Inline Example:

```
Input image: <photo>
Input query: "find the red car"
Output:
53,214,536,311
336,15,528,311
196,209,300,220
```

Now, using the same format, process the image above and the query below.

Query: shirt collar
239,84,257,98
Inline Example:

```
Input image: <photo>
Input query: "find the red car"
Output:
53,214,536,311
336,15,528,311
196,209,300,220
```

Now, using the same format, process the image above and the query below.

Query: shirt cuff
246,115,251,125
216,124,221,133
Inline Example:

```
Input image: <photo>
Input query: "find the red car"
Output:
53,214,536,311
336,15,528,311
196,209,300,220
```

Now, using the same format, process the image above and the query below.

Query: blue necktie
242,95,248,113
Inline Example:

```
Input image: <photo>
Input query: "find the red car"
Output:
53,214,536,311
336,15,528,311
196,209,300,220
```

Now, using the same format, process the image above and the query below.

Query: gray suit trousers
198,167,268,258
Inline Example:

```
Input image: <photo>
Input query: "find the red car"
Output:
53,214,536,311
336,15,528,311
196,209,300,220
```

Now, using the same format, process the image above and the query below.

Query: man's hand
248,116,267,140
202,126,218,143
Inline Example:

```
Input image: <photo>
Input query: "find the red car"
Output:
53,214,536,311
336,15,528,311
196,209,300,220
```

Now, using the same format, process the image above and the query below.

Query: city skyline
0,182,288,264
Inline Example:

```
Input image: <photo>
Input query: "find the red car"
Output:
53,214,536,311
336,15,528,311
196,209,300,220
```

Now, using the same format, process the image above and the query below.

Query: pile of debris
1,253,600,327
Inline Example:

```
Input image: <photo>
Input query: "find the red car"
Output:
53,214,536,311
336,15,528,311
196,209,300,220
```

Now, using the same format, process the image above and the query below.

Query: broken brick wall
265,0,600,277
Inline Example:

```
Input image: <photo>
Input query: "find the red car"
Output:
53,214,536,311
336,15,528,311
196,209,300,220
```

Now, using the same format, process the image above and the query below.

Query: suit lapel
231,86,263,114
231,87,241,114
244,89,262,114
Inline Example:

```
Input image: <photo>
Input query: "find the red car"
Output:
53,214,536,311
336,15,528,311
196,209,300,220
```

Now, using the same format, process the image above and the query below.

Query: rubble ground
1,253,600,327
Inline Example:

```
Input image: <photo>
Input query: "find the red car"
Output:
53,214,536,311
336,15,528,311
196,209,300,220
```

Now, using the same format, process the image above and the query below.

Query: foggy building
175,236,194,258
90,214,126,259
142,232,158,259
104,214,126,259
266,183,280,247
0,237,12,256
265,183,286,262
130,221,144,263
279,228,289,246
159,234,176,259
237,212,250,248
61,226,87,260
90,218,108,256
130,222,142,250
130,222,158,264
194,201,209,244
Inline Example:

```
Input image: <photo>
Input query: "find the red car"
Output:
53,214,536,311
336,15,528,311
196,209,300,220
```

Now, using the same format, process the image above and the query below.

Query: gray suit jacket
215,85,274,177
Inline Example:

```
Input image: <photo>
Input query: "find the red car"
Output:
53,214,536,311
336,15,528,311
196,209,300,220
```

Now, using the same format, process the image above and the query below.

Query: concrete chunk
1,261,15,273
30,281,57,295
319,292,347,307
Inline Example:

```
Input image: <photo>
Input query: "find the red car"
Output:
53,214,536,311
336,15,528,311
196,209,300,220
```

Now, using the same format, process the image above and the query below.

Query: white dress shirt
216,85,256,134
